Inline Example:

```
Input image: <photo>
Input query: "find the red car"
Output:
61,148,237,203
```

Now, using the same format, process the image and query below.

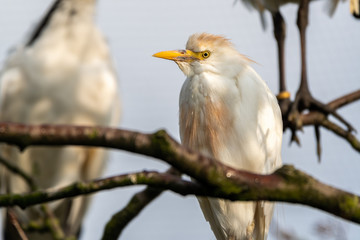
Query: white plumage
154,33,282,240
0,0,120,238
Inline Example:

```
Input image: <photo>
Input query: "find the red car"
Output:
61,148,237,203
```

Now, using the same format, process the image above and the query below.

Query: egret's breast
179,75,235,160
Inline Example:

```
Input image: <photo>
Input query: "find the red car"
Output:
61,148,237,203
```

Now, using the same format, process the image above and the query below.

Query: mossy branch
0,165,359,225
0,171,202,209
0,122,359,225
0,156,68,240
101,167,180,240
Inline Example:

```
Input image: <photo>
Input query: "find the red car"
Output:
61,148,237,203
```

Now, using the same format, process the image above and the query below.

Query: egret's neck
181,72,237,111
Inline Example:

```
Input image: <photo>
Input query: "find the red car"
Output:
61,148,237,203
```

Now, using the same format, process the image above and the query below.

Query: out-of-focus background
0,1,359,239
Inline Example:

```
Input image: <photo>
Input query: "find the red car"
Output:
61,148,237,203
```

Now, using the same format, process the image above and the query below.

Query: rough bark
0,123,359,226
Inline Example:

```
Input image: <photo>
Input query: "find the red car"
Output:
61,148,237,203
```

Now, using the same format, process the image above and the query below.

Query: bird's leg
273,11,291,117
297,0,311,104
289,0,310,129
288,0,355,133
273,11,287,95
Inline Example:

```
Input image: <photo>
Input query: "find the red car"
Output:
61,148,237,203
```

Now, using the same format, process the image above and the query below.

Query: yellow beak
152,50,198,62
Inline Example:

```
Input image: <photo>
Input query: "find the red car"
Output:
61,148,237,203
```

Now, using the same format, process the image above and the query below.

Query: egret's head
153,33,251,77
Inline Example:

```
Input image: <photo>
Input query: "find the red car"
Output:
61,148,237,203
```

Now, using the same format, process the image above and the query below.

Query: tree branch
0,166,359,224
328,89,360,110
300,110,360,153
0,171,201,209
282,89,360,153
101,168,180,240
0,123,359,224
7,209,29,240
0,155,67,239
0,156,36,191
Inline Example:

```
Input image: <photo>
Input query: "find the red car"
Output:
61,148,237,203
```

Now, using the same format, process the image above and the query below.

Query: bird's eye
201,51,211,59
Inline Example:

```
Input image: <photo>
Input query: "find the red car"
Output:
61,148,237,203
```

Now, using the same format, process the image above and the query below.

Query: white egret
153,33,282,240
0,0,120,239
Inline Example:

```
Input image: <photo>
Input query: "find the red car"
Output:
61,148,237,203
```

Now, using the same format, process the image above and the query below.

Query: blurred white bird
0,0,120,239
153,33,282,240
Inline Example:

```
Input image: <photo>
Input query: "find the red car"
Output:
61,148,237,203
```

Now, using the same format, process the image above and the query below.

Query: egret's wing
197,197,228,240
254,201,274,239
256,84,283,173
254,77,282,239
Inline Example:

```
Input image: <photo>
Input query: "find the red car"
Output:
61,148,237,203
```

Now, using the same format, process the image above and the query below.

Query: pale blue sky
0,1,359,239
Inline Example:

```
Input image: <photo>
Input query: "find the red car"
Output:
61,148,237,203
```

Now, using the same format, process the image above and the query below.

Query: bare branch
0,171,201,209
328,89,360,110
0,166,359,224
279,89,360,151
280,89,360,153
101,168,180,240
0,123,359,224
7,209,29,240
300,111,360,153
0,155,67,239
40,205,66,240
0,156,36,190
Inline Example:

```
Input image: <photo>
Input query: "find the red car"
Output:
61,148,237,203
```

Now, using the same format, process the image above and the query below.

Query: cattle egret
153,33,282,240
0,0,120,239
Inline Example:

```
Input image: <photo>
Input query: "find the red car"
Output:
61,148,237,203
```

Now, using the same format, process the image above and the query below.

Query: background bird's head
153,33,253,78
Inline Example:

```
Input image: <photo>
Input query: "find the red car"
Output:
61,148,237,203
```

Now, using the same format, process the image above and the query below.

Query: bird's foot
276,91,291,100
277,91,292,120
277,91,302,146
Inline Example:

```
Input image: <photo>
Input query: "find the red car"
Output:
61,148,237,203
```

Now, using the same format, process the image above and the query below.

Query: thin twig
281,89,360,153
101,168,180,240
7,209,29,240
0,155,66,239
41,205,66,240
321,119,360,151
0,171,200,208
300,111,360,153
0,156,36,190
328,89,360,110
